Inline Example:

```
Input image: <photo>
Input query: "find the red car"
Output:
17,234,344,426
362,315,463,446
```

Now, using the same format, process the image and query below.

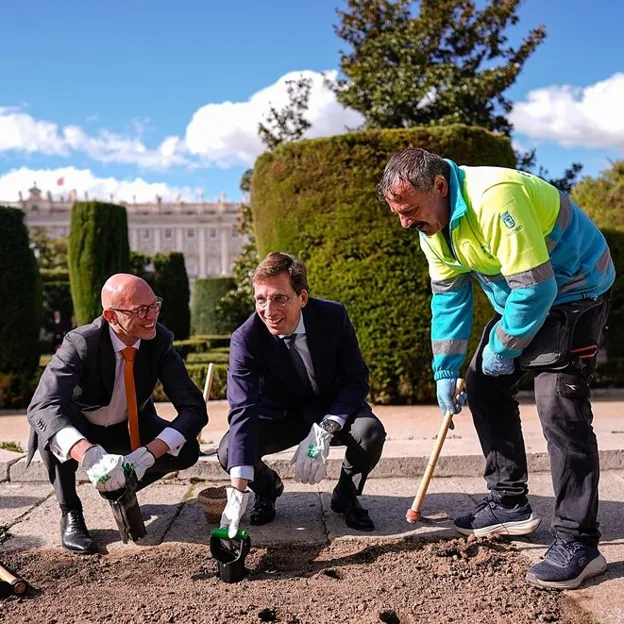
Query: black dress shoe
61,510,96,554
330,489,375,532
250,481,284,526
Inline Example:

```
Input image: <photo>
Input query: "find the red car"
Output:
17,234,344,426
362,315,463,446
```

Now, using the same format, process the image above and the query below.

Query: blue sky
1,0,622,203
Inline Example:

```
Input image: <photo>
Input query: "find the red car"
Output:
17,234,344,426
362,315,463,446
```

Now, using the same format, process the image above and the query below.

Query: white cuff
49,427,86,463
230,465,255,481
156,427,186,457
325,414,346,430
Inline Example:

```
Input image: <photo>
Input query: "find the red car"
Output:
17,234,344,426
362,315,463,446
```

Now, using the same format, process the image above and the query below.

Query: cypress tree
68,201,130,326
152,252,190,339
191,277,236,335
0,207,41,375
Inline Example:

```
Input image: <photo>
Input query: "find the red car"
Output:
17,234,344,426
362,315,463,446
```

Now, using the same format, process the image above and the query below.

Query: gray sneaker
526,536,607,589
454,497,541,537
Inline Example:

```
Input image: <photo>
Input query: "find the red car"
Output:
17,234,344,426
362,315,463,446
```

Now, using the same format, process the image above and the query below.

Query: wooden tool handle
407,378,465,520
198,363,215,443
0,563,27,595
203,362,215,403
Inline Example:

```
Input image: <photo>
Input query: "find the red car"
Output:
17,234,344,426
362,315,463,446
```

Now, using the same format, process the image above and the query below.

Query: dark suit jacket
27,316,207,464
226,297,370,468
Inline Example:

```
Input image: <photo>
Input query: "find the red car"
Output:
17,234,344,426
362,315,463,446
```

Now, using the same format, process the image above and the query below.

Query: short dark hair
377,148,450,200
252,252,309,294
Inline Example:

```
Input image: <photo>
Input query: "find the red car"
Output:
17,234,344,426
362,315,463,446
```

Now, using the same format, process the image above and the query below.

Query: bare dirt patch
0,535,590,624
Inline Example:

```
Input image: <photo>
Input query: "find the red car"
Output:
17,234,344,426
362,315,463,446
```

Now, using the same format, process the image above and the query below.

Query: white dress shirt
49,325,186,462
230,315,345,482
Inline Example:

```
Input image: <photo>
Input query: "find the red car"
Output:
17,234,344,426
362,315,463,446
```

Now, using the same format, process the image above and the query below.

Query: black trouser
466,293,611,546
40,411,200,511
217,404,386,498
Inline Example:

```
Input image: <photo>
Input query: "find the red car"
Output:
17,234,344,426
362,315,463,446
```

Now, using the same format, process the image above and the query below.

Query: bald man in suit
27,274,207,554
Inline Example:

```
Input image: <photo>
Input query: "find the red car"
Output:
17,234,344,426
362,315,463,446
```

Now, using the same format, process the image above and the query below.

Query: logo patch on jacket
501,211,516,229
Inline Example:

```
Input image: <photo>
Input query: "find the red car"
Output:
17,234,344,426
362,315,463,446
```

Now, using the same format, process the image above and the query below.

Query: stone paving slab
319,476,474,542
0,448,25,482
1,482,192,553
0,482,53,527
166,480,327,549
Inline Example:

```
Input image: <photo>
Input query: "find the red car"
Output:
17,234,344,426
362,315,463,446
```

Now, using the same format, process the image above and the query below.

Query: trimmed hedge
191,277,236,335
186,351,230,364
68,201,130,325
0,207,41,376
251,125,515,404
601,229,624,359
152,363,227,402
153,252,191,340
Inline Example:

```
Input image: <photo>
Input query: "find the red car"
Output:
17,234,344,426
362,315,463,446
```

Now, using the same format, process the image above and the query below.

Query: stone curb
0,449,25,482
8,448,624,483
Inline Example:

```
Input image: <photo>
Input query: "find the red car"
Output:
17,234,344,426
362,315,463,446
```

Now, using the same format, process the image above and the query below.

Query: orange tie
120,347,140,450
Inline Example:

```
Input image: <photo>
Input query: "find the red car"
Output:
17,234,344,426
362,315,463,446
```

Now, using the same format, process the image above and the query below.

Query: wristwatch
319,418,341,435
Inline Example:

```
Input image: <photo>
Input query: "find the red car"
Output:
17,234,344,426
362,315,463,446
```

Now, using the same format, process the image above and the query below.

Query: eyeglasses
110,297,163,320
253,294,292,309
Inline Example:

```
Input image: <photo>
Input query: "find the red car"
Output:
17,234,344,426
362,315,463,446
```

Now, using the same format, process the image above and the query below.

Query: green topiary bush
191,277,236,335
251,125,515,403
0,207,41,407
152,252,191,340
68,201,130,325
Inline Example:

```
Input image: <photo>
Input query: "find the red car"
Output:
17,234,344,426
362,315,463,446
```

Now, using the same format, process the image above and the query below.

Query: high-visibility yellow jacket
422,160,615,380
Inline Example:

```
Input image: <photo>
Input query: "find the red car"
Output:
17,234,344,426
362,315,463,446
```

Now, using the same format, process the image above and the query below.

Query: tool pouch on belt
518,298,602,371
100,468,147,543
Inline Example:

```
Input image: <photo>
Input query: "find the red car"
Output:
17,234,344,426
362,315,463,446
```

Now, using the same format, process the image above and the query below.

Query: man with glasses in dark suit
217,252,386,538
27,273,207,554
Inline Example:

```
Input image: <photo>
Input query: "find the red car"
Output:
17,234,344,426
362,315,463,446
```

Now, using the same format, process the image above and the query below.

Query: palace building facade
4,184,248,282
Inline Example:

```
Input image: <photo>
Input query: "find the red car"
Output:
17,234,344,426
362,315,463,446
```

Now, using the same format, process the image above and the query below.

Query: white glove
123,447,155,481
81,444,126,492
291,423,333,485
220,487,250,539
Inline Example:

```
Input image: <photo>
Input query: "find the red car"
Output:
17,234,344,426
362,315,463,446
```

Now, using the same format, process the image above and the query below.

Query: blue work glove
482,345,515,376
436,378,468,430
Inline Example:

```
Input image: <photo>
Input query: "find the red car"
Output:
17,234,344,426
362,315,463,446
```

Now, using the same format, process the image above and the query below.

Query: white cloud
0,167,199,203
0,107,67,155
184,70,364,166
510,73,624,152
0,69,362,171
0,108,187,170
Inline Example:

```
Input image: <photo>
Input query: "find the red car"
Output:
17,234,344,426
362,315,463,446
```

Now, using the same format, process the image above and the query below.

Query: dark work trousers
40,411,200,511
217,404,387,498
466,292,611,545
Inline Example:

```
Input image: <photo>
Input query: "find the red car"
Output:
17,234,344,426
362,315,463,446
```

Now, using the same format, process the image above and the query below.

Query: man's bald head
101,274,154,310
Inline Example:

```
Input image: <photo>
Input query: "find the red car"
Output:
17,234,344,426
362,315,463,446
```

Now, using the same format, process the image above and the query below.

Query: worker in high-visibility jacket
379,148,615,591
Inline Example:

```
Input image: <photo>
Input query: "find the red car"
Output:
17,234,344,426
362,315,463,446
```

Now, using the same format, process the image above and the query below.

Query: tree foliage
572,160,624,230
258,76,312,150
30,226,68,270
330,0,545,134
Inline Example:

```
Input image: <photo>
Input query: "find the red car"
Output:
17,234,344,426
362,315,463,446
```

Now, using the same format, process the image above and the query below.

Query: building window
187,228,195,239
164,229,173,239
187,263,198,277
231,230,238,238
141,229,150,240
30,204,39,212
208,228,217,238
